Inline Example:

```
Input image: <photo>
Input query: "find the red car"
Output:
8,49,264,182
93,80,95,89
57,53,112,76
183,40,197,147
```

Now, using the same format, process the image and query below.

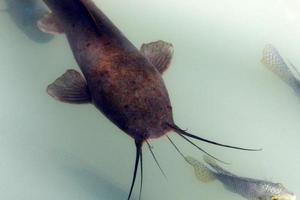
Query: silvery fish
4,0,54,43
261,44,300,97
185,156,296,200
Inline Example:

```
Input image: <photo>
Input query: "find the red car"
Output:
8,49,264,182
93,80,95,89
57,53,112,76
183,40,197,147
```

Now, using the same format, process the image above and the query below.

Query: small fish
3,0,54,43
185,156,296,200
261,44,300,97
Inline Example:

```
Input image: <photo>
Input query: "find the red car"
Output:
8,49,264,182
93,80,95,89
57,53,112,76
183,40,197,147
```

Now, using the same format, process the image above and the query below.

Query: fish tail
261,44,300,88
185,156,216,183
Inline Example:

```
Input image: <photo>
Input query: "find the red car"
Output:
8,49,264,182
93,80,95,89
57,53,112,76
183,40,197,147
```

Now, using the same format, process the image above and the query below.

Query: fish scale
262,44,298,87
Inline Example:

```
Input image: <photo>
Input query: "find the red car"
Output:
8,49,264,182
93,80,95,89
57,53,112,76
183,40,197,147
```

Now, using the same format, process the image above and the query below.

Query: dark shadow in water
4,0,54,43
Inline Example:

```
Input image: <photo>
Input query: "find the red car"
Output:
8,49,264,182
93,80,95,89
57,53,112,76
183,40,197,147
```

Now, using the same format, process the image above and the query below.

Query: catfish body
41,1,260,199
44,0,173,142
5,0,54,43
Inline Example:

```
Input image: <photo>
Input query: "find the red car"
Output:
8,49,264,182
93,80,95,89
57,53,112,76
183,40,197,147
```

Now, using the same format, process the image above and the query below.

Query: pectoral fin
185,156,216,183
37,13,64,35
140,40,174,74
47,69,91,104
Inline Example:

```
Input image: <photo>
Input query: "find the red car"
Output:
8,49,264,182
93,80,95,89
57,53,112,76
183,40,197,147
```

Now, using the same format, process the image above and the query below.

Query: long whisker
139,147,143,200
169,124,262,151
167,136,185,160
177,133,229,164
127,141,141,200
146,140,167,178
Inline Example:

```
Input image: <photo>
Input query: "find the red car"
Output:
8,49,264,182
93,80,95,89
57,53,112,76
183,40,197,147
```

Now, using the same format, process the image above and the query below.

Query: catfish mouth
147,126,173,139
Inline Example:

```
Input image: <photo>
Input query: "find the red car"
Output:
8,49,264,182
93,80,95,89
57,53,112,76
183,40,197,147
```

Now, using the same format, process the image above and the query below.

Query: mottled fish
38,0,260,199
185,156,296,200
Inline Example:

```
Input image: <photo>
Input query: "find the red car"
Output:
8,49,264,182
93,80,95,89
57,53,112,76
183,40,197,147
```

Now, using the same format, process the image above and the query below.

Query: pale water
0,0,299,199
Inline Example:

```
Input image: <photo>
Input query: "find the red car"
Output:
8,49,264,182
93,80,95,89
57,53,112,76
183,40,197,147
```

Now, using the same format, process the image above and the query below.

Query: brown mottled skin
43,0,173,143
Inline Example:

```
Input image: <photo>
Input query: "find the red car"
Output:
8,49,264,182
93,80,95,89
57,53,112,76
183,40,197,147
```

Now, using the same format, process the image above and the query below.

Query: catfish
39,0,260,199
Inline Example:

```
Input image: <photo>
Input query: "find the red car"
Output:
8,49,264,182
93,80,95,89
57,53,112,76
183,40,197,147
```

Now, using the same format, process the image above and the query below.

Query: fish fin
203,156,236,176
261,44,299,87
37,13,64,35
140,40,174,74
47,69,91,104
185,156,216,182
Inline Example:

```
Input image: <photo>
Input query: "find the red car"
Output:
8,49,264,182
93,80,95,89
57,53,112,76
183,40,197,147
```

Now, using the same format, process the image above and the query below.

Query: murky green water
0,0,299,199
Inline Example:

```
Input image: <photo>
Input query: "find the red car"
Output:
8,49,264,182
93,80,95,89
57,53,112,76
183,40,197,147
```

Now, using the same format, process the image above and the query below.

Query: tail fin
185,156,216,183
261,44,300,88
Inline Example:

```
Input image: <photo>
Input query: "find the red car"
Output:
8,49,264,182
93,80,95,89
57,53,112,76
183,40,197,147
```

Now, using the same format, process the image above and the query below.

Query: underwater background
0,0,299,199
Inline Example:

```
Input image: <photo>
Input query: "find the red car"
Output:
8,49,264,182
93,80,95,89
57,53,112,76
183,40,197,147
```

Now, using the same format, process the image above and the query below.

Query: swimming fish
3,0,54,43
261,44,300,97
185,156,296,200
38,0,260,199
